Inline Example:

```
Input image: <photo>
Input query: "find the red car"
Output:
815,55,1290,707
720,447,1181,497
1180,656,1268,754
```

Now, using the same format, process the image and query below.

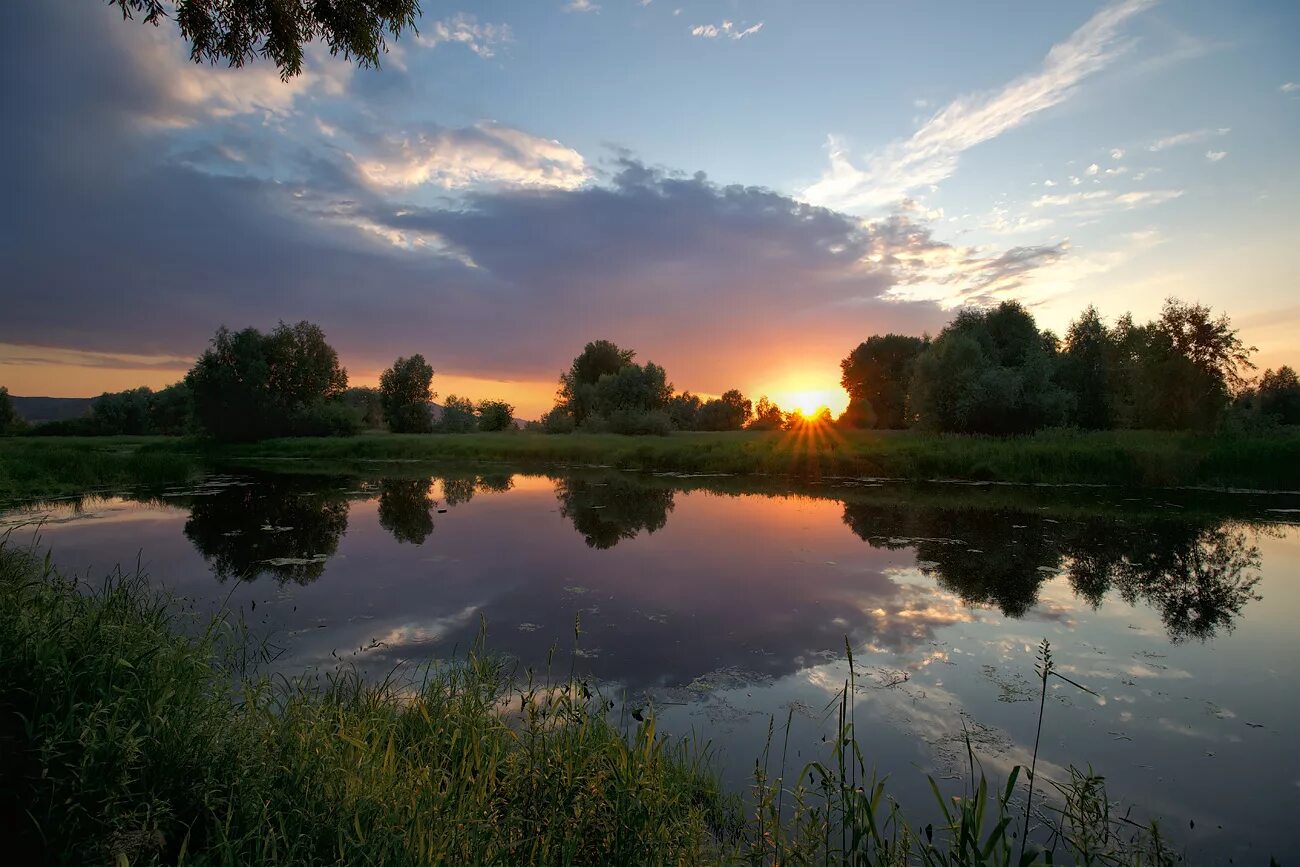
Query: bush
584,409,672,436
542,406,576,434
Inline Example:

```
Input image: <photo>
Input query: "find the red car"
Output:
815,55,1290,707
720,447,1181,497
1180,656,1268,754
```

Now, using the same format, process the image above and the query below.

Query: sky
2,0,1298,419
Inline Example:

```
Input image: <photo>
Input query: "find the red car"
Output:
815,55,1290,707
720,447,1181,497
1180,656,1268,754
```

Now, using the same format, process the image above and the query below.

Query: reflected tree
842,499,1264,641
182,477,349,583
377,478,435,544
556,477,675,549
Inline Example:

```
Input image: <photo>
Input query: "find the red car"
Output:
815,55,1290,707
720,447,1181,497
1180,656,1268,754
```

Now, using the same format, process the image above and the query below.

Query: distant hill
11,396,94,423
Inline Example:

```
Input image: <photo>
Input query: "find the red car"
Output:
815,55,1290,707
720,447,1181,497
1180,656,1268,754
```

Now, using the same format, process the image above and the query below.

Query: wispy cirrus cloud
1147,127,1229,151
802,0,1155,212
690,20,764,41
564,0,600,13
415,14,512,59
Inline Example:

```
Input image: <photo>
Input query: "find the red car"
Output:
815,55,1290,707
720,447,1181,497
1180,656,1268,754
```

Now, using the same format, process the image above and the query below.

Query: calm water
5,466,1299,862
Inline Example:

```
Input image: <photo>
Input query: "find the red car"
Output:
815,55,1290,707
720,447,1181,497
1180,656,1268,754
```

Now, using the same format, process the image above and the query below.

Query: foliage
108,0,421,80
340,386,385,429
148,382,195,435
556,339,636,425
1256,366,1300,425
586,362,672,420
840,333,928,429
0,387,27,436
186,321,350,441
909,302,1071,434
696,389,752,431
438,394,478,433
747,396,785,430
542,405,577,434
665,391,704,430
477,399,515,432
90,386,155,435
1057,306,1113,429
379,354,435,433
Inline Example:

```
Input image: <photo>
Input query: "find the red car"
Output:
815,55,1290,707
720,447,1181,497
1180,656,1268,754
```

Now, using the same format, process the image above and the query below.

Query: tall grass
0,540,1200,865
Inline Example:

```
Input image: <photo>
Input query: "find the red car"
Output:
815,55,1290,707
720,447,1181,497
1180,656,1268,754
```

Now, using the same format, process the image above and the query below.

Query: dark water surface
5,466,1298,862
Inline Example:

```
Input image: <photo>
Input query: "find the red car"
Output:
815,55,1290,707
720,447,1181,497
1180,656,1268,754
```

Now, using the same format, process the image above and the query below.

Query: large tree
696,389,752,431
0,387,25,435
556,340,636,424
186,321,350,441
1057,306,1114,430
476,399,515,432
839,334,928,429
908,302,1071,435
379,354,435,433
1257,366,1300,425
109,0,420,80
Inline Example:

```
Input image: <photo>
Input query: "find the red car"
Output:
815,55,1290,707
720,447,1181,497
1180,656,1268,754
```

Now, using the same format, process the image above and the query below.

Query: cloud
1148,127,1230,151
1110,148,1125,159
1205,149,1227,162
1086,163,1100,176
415,14,512,58
352,123,590,191
690,20,764,40
1281,82,1300,94
564,0,600,12
1031,188,1183,214
802,0,1155,211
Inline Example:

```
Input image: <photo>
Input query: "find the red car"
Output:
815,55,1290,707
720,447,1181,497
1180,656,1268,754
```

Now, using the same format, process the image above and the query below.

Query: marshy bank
4,426,1300,504
0,539,1196,865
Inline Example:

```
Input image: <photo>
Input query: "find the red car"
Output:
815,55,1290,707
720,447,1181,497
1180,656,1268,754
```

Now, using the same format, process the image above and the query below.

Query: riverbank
3,428,1299,502
0,540,1184,864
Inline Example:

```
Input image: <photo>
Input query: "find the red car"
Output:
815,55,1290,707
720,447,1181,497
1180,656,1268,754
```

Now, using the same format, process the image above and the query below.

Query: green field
4,428,1300,503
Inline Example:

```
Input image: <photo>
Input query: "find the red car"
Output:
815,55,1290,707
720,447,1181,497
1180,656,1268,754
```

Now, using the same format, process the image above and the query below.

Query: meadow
3,427,1300,504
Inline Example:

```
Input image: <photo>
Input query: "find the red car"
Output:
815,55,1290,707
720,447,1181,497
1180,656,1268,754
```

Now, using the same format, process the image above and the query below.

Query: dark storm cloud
0,0,1061,387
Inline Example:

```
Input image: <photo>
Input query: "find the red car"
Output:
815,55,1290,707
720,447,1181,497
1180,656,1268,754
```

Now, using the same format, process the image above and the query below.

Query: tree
378,478,435,544
1258,366,1300,424
0,387,26,435
556,340,636,424
379,355,435,433
438,395,477,433
91,387,155,435
747,396,784,430
109,0,420,80
186,321,351,441
839,334,928,429
587,362,672,421
908,302,1071,435
341,386,385,429
665,392,703,430
149,382,194,435
1058,306,1114,429
696,389,752,431
477,399,515,432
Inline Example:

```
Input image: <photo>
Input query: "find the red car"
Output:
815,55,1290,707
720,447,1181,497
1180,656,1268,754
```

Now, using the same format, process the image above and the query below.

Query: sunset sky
2,0,1297,419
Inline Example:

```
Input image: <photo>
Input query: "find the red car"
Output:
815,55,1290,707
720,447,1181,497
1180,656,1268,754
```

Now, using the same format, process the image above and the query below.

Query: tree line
838,297,1299,433
1,322,514,441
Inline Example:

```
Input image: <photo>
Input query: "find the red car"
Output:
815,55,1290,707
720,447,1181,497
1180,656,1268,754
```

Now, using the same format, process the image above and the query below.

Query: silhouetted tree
90,387,154,435
149,382,194,434
108,0,419,80
186,321,353,441
1058,306,1114,429
438,395,477,433
1257,366,1300,424
341,386,385,429
556,340,636,425
747,396,784,430
0,387,25,435
665,391,703,430
696,389,752,431
840,334,927,429
377,478,434,544
379,354,435,433
908,302,1070,434
477,399,515,432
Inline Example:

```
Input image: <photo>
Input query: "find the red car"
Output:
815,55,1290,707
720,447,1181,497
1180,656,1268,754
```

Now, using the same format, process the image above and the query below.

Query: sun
789,391,829,417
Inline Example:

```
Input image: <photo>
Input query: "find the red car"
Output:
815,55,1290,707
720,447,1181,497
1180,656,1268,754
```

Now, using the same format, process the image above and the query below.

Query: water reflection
555,476,675,549
377,479,434,544
182,476,349,583
841,502,1262,642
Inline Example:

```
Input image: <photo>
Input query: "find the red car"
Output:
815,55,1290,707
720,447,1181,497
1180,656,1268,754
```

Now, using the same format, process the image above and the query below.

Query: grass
0,539,1193,865
4,427,1300,503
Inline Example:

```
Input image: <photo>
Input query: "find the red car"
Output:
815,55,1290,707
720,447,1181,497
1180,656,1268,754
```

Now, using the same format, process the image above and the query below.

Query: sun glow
762,381,848,419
